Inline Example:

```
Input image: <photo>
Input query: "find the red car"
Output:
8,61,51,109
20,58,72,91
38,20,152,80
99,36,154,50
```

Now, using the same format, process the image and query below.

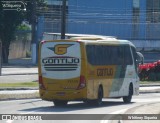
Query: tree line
0,0,46,63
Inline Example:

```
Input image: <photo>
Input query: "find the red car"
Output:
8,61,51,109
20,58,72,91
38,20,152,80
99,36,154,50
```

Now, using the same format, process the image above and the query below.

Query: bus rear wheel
94,86,103,106
123,84,133,103
53,100,68,107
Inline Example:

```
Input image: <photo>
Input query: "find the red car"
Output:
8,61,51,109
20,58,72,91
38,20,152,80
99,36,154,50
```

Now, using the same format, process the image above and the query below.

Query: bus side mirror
136,59,144,65
136,52,144,65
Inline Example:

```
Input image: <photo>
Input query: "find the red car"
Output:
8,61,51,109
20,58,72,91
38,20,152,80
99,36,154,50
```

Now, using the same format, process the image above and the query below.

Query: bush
26,50,31,58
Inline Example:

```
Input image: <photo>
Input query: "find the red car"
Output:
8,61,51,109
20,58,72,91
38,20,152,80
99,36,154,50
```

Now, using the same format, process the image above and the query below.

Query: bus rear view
38,40,87,106
39,37,140,107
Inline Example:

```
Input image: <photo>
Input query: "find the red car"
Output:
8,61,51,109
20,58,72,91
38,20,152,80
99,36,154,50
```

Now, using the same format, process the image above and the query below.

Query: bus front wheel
123,84,133,103
53,100,68,107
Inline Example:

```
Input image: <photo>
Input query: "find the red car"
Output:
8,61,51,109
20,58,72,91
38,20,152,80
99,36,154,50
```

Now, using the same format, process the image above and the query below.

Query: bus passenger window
124,46,133,65
86,45,95,65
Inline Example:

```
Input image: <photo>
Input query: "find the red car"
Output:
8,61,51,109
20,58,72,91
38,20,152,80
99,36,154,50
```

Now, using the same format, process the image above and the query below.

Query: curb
140,84,160,87
1,73,38,76
139,89,160,93
2,64,37,68
0,91,39,101
0,87,38,91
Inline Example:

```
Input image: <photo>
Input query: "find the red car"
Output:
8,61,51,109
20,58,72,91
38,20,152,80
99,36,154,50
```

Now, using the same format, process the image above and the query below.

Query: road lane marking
6,120,13,123
100,108,129,123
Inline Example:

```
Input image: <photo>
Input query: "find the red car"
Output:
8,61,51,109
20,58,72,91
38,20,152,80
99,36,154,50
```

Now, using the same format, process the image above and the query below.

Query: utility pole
31,0,37,64
61,0,67,39
31,0,36,44
0,41,2,76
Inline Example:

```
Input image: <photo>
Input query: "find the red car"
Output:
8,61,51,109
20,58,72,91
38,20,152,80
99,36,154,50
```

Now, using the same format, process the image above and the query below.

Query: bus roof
43,32,116,39
42,32,135,47
70,36,117,40
73,38,135,47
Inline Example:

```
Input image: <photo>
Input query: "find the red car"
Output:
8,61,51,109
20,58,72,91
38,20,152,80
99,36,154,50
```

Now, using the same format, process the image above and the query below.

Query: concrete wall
9,32,31,59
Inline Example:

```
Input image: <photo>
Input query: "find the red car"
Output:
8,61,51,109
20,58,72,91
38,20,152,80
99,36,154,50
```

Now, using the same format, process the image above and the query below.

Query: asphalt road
0,93,160,123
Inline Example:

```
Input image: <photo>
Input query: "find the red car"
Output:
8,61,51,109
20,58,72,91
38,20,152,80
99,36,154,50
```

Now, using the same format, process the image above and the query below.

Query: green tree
0,0,46,63
0,0,24,63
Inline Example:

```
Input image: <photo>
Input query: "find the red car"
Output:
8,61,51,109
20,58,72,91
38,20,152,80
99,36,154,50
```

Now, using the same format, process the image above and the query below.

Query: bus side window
131,47,138,72
104,46,110,65
86,45,95,65
111,46,117,65
95,45,103,65
131,47,137,65
101,46,105,65
124,46,133,65
117,46,124,65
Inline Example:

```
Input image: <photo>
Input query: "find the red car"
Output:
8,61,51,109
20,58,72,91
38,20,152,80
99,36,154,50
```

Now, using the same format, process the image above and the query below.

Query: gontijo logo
42,44,80,71
48,44,73,55
42,56,80,71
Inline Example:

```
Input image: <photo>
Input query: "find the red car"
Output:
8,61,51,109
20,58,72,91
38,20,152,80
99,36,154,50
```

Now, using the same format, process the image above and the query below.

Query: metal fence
36,0,160,50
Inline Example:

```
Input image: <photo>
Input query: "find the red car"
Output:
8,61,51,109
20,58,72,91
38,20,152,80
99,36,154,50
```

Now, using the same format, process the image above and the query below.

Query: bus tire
123,84,133,103
53,100,68,107
94,86,103,106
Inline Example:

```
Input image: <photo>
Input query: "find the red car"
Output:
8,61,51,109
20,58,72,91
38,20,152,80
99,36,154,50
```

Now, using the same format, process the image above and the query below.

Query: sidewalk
0,67,38,83
1,67,38,75
0,58,38,83
2,58,37,75
3,58,36,67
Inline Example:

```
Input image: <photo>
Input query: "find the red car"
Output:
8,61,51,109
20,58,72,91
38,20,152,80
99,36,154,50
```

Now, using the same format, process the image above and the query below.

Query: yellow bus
38,36,140,106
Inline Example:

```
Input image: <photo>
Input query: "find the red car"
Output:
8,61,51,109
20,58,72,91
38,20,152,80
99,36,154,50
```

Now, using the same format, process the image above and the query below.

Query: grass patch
140,81,160,84
0,82,38,87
